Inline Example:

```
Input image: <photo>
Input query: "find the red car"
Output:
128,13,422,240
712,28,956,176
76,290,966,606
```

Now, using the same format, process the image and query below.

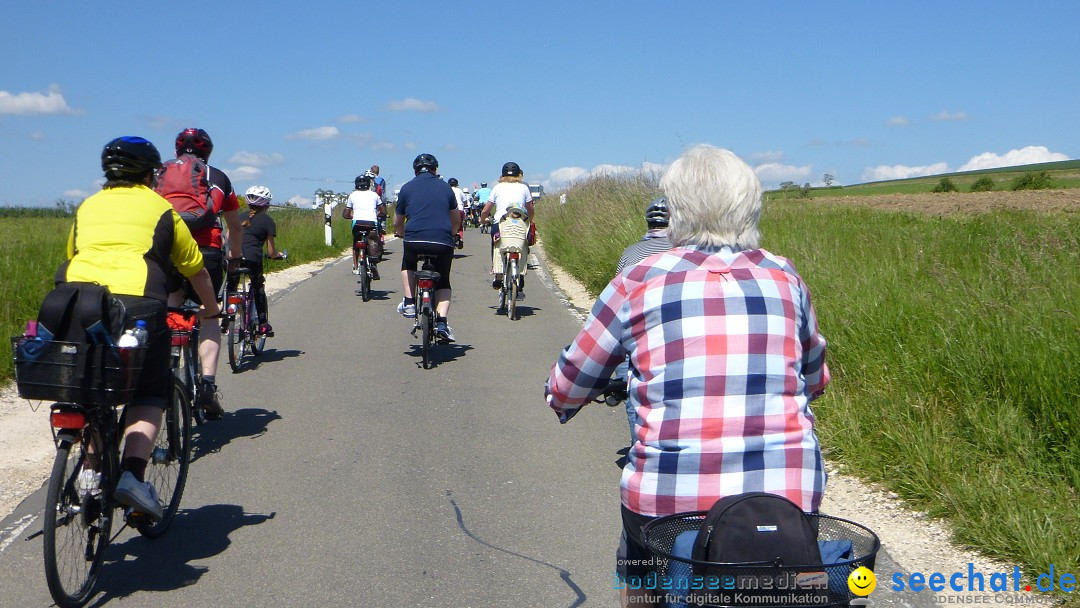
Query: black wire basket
640,511,880,608
11,337,145,406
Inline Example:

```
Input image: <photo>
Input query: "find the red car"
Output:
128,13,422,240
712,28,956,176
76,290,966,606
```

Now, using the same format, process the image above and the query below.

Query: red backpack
155,154,218,232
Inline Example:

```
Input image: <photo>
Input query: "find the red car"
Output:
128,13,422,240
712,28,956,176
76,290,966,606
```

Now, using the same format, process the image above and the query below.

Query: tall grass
537,177,1080,577
0,205,352,381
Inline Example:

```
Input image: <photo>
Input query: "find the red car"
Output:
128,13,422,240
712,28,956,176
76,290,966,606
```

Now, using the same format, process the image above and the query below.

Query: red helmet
175,128,213,160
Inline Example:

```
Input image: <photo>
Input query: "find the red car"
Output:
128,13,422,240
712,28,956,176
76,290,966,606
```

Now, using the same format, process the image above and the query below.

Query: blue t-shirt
474,187,492,205
395,172,456,247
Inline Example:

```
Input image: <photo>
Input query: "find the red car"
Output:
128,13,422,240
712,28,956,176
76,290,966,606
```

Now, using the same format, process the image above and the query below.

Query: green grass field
536,175,1080,581
0,205,352,380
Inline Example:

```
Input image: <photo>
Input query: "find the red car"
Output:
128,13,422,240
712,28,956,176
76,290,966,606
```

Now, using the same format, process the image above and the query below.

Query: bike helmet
245,185,273,207
175,128,213,161
645,196,669,228
480,182,487,188
355,174,372,190
101,136,162,180
412,153,439,174
501,161,522,177
462,187,469,194
448,177,459,187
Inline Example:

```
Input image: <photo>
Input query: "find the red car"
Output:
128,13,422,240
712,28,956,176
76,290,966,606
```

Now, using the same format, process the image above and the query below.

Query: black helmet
101,136,162,180
501,161,522,177
645,196,669,228
448,177,459,187
480,182,488,188
175,128,213,161
412,153,438,174
355,174,372,190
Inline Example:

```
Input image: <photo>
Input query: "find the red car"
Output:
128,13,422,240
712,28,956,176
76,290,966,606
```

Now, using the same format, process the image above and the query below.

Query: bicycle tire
508,260,518,321
137,376,192,537
248,296,265,356
43,437,112,608
421,306,432,369
359,255,371,302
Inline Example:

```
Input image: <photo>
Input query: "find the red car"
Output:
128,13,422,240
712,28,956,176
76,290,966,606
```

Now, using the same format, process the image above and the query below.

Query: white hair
660,144,762,249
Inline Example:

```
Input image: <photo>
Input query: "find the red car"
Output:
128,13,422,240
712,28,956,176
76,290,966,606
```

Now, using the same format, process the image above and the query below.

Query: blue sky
2,1,1078,207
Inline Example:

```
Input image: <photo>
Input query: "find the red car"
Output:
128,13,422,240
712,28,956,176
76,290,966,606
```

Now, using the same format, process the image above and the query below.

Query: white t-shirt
345,190,383,223
487,182,533,222
451,186,469,211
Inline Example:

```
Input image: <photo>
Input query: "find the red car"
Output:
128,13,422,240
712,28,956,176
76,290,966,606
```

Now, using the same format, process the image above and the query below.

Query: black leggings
226,260,268,323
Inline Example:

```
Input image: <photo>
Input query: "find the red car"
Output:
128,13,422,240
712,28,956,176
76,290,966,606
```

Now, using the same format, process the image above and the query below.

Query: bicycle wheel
43,435,112,608
421,306,432,369
248,296,265,356
137,376,192,538
359,255,371,302
508,260,519,321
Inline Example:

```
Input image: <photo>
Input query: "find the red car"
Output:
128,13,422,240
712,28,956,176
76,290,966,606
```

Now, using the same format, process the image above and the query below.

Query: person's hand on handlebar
201,299,222,320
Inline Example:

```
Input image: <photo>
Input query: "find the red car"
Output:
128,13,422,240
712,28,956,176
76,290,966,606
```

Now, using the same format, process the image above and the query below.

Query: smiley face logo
848,567,877,596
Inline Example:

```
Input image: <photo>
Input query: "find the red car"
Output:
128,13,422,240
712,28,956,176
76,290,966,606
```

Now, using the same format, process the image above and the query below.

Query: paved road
0,231,923,608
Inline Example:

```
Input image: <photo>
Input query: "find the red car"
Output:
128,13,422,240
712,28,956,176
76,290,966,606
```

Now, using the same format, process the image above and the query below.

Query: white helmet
245,185,273,207
463,187,470,194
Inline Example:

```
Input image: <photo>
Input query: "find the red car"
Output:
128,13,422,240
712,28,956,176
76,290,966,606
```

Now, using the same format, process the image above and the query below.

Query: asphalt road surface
0,230,919,608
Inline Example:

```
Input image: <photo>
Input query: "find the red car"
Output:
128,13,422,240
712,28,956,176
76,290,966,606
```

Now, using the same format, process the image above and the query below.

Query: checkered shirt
546,246,830,516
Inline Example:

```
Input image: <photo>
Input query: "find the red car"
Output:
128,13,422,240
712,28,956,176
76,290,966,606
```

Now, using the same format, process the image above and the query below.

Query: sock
436,316,447,325
404,297,415,306
203,375,216,387
122,457,148,483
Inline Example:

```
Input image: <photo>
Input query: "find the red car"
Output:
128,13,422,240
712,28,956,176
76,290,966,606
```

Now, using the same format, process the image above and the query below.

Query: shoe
396,300,416,318
113,471,163,520
455,236,464,250
258,323,274,337
492,277,503,290
516,289,525,301
435,322,456,343
371,266,380,281
352,268,360,275
199,381,224,420
77,468,101,497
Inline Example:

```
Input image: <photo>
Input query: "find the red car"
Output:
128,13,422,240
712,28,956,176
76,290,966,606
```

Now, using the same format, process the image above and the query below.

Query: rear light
355,241,367,249
508,252,520,260
171,333,190,347
227,294,243,305
51,410,86,430
227,303,238,315
417,279,434,289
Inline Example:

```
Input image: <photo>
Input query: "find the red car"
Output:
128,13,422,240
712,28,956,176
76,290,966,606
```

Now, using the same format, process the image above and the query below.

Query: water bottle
117,329,139,348
131,320,148,346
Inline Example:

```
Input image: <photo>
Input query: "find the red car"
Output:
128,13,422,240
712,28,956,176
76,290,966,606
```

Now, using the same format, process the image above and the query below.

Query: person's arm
797,276,830,401
187,268,221,319
393,212,405,237
450,207,462,235
480,202,494,224
223,208,243,264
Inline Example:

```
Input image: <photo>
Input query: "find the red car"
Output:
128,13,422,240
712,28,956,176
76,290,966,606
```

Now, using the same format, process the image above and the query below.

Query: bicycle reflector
51,410,86,430
417,278,434,289
227,294,243,305
508,252,520,260
356,240,366,249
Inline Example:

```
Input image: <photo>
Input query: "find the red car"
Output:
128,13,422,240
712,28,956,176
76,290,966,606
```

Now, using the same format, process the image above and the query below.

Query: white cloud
929,110,967,122
403,142,417,151
542,162,667,191
0,85,81,115
861,162,950,182
547,167,589,186
749,150,785,163
384,98,441,112
958,146,1070,172
287,195,314,208
754,162,813,185
886,116,910,126
336,114,367,123
286,126,339,141
228,166,263,181
29,131,46,141
228,151,284,166
371,141,395,152
63,189,89,199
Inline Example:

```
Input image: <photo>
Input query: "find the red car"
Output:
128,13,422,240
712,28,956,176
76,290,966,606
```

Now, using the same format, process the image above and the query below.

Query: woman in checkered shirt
546,144,830,608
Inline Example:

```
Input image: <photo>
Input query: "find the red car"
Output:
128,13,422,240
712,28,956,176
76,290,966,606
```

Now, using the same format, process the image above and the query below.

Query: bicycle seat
229,267,254,276
415,270,441,283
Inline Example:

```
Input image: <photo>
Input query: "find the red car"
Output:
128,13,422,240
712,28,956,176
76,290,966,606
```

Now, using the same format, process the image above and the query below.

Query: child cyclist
227,185,284,336
344,174,385,280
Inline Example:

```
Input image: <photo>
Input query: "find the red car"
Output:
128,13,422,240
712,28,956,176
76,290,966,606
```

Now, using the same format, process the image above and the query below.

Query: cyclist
473,181,492,209
545,145,830,608
163,128,243,420
480,161,534,297
226,185,284,337
344,174,385,280
369,165,388,240
60,136,219,518
448,177,468,249
393,153,460,343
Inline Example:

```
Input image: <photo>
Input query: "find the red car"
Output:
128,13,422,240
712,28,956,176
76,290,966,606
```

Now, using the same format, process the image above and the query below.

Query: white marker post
321,191,333,246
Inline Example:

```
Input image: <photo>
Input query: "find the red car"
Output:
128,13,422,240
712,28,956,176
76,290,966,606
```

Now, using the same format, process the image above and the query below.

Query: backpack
155,154,218,232
692,491,822,569
35,282,126,348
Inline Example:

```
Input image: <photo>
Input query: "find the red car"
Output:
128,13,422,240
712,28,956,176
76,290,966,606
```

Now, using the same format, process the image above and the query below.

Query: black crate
11,337,146,406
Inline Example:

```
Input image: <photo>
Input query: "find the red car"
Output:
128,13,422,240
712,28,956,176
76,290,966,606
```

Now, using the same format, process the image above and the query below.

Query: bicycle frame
409,255,440,369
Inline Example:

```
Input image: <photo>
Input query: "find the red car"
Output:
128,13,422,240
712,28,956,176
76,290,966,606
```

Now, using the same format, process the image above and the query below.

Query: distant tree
823,173,835,187
970,177,995,192
1010,171,1053,191
932,178,958,193
799,183,812,198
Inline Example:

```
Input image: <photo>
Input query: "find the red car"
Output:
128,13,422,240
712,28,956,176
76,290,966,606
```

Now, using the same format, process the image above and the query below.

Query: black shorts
116,295,169,410
401,241,453,291
184,247,224,304
617,505,660,579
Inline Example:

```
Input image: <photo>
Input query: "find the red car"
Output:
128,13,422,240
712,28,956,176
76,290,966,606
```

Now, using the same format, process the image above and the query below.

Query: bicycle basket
641,512,879,608
11,337,146,406
498,216,530,250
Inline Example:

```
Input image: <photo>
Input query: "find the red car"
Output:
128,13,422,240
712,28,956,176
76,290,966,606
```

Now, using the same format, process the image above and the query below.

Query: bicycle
225,266,265,371
409,253,441,369
353,225,377,302
12,328,192,607
494,208,530,321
